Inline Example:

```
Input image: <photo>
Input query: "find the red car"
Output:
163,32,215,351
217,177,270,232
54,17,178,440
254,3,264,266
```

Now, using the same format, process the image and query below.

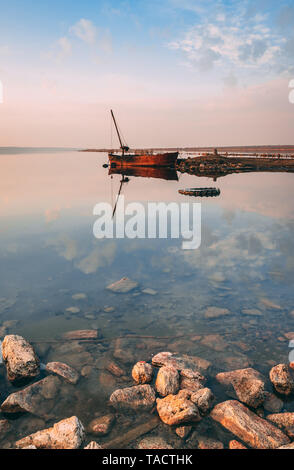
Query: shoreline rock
267,412,294,438
15,416,85,449
46,362,79,384
109,384,156,410
106,278,138,293
1,376,60,417
155,365,179,396
211,400,290,449
216,368,265,408
156,390,201,426
132,362,153,384
191,387,214,415
152,352,211,375
2,335,40,383
180,369,206,392
269,364,294,395
88,414,115,436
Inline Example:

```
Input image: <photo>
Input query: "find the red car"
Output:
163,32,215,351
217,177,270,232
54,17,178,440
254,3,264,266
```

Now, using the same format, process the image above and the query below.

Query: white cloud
167,5,291,79
57,37,72,59
70,18,97,45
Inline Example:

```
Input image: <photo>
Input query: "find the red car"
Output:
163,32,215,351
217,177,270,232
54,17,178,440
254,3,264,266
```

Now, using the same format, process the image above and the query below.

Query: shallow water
0,149,294,448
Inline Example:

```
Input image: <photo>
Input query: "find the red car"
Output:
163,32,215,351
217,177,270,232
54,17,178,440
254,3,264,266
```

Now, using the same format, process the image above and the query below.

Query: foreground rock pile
1,334,294,449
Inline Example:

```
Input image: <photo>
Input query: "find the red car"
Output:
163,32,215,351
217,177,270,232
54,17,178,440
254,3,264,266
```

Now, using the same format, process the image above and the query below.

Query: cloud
76,243,116,274
46,234,78,261
167,2,292,80
70,19,97,45
46,36,72,63
57,37,72,59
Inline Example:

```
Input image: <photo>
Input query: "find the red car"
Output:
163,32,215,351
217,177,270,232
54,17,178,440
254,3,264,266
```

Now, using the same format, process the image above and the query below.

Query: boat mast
110,109,128,156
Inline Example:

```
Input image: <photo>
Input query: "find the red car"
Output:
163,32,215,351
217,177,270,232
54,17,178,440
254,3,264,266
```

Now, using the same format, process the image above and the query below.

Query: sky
0,0,293,147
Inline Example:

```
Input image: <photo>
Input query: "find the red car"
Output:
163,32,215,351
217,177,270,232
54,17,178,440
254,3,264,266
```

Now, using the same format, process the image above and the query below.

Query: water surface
0,149,293,447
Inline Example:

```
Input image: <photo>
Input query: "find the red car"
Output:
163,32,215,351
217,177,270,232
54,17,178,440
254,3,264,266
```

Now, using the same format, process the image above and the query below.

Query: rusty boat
108,110,178,168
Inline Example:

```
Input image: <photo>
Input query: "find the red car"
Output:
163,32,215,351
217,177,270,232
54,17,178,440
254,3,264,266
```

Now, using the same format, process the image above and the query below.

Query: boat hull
108,152,178,167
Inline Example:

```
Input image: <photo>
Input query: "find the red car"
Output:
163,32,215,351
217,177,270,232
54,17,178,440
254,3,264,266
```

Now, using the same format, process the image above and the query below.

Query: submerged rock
46,362,79,384
15,416,85,449
106,361,125,377
62,330,98,340
180,369,205,392
175,425,192,439
84,441,103,449
156,390,201,426
197,436,224,449
211,400,290,449
0,419,11,439
201,334,228,352
152,351,211,374
204,306,231,319
191,387,214,415
109,384,155,410
229,440,247,449
113,348,134,364
267,412,294,438
137,436,173,449
216,368,265,408
263,392,283,413
65,307,80,314
155,365,179,396
260,298,282,310
2,335,40,383
241,309,262,317
1,376,60,417
72,293,87,300
223,355,251,371
269,364,294,395
132,362,153,384
106,277,138,293
88,414,115,436
141,288,157,295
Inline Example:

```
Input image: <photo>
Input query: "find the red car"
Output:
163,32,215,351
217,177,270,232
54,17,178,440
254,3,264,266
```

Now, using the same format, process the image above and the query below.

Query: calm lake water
0,148,294,448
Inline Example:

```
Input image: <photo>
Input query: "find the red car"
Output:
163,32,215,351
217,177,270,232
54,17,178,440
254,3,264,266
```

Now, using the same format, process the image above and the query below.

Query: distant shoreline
82,145,294,155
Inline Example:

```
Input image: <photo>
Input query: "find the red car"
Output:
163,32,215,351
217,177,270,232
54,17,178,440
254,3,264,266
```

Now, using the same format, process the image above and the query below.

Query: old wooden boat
109,110,178,167
178,187,220,197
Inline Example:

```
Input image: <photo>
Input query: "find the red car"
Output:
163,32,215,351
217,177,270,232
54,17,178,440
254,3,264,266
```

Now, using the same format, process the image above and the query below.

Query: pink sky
0,76,293,148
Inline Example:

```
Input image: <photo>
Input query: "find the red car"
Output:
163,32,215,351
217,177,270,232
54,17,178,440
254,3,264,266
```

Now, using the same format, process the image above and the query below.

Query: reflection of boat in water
109,110,178,167
108,165,178,181
179,187,220,197
109,166,179,217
